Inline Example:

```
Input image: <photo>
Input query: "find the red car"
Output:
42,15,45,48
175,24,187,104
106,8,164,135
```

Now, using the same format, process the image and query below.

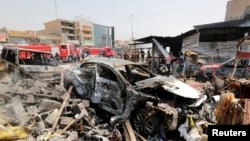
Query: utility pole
129,14,134,41
54,0,58,19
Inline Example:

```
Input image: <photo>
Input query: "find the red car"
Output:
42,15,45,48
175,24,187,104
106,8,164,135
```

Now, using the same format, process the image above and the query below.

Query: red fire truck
58,43,80,62
5,43,81,62
81,46,114,57
5,44,114,62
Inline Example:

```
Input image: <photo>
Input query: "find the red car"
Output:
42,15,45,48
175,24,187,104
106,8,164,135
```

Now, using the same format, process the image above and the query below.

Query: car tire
130,109,161,136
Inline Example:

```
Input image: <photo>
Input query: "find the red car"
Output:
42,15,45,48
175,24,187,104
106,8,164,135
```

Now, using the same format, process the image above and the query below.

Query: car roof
84,56,136,67
3,46,52,54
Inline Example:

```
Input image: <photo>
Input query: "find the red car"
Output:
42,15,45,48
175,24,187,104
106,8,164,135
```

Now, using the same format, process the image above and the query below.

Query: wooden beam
51,85,73,132
123,120,137,141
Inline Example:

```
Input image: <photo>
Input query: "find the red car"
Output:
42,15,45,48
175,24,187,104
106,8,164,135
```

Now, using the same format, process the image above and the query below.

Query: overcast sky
0,0,229,40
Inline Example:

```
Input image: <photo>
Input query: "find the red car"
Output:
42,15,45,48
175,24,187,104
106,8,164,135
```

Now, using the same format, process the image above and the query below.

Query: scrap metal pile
0,78,126,140
0,56,249,141
0,80,213,141
0,60,212,141
215,77,250,125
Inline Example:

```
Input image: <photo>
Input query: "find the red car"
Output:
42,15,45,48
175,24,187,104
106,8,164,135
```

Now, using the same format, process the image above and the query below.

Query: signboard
8,30,27,37
0,33,7,42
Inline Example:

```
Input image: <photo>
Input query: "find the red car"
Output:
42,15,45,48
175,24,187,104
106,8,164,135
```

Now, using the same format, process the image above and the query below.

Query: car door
0,48,21,82
243,60,250,78
94,64,124,115
18,50,61,84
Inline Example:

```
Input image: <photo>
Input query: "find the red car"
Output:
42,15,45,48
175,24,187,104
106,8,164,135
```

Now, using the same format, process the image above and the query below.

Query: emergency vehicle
81,46,114,57
4,43,80,62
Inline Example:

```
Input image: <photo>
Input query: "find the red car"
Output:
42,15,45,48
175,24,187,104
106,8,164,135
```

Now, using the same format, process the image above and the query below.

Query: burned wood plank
51,85,73,132
123,120,137,141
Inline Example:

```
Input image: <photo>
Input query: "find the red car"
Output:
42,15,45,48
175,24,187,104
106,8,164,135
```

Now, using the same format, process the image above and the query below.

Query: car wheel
130,109,161,136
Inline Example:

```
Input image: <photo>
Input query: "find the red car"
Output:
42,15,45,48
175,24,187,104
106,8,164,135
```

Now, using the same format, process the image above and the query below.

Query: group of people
124,49,187,82
124,49,147,62
165,51,186,81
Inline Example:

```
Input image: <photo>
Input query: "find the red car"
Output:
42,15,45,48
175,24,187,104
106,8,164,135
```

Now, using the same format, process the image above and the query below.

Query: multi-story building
0,27,60,44
93,24,114,47
37,19,115,47
75,20,94,46
0,18,116,47
225,0,250,21
37,19,77,44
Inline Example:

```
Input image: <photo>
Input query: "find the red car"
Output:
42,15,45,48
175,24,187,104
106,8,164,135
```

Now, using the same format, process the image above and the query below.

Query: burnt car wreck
0,46,61,84
64,56,208,137
2,46,247,140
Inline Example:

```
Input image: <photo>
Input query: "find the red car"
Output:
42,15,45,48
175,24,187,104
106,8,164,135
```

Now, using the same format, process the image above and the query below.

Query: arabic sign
8,30,27,37
0,33,7,42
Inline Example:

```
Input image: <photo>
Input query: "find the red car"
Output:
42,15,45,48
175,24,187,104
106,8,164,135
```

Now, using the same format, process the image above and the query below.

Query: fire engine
81,46,115,57
4,43,81,62
58,43,81,62
4,44,115,62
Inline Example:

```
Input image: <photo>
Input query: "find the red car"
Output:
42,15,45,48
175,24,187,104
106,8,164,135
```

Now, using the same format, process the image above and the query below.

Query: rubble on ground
0,62,249,141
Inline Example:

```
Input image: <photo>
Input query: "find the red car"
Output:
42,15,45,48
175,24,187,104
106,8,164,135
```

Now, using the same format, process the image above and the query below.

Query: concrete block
51,90,60,98
40,87,49,94
44,109,59,126
4,102,29,125
59,116,74,127
95,129,110,136
0,83,9,93
30,86,40,94
68,98,82,106
0,98,4,105
10,95,22,103
34,80,47,87
73,103,88,117
18,89,32,94
82,99,90,107
55,84,67,92
17,86,24,92
63,105,73,115
66,131,79,141
25,79,35,87
26,106,39,115
25,94,36,103
38,99,61,111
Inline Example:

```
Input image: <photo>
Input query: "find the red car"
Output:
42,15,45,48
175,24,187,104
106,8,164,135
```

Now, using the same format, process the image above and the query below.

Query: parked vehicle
198,57,250,79
81,46,115,58
4,43,81,63
58,43,80,62
63,56,206,136
0,46,61,84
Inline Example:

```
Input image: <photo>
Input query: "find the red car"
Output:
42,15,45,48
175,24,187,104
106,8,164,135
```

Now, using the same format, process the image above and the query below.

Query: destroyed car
0,46,61,84
64,56,206,136
198,57,250,80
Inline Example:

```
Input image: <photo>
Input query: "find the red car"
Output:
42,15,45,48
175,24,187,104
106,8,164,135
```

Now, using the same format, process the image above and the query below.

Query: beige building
37,19,78,44
114,40,130,48
225,0,250,21
75,20,94,46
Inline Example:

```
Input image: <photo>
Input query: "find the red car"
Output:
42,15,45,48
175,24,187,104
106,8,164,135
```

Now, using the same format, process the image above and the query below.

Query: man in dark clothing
176,51,186,81
55,52,60,63
140,49,145,62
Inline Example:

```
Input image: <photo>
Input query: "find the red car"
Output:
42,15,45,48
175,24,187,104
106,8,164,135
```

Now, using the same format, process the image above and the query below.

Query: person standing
165,52,173,75
147,49,151,61
55,52,60,63
135,50,140,62
176,51,186,81
124,51,129,60
140,49,145,62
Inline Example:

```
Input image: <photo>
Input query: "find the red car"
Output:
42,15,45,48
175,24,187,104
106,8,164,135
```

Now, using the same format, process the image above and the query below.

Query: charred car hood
135,75,200,99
